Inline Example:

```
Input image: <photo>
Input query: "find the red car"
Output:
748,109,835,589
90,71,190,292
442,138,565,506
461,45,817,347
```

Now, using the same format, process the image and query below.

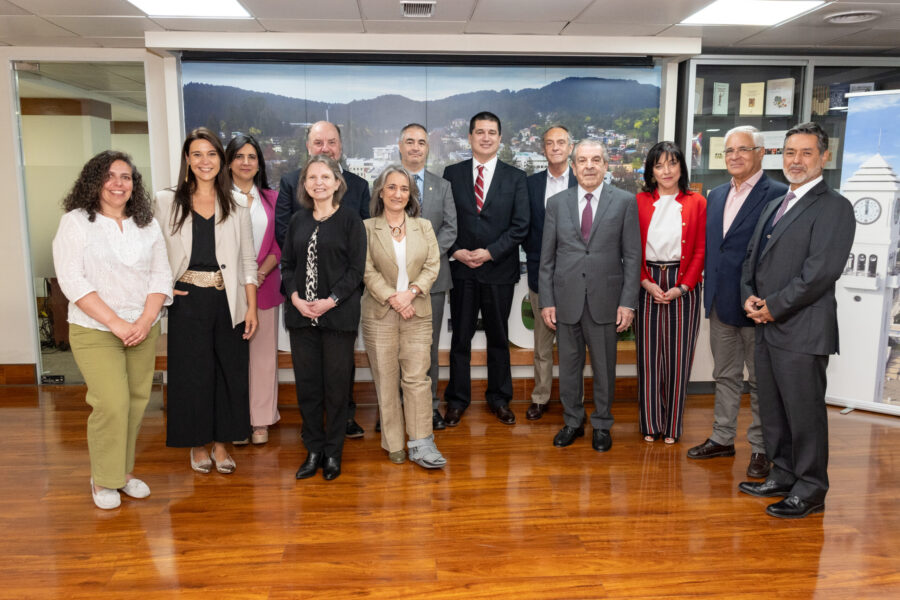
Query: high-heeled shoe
190,448,212,474
322,456,341,481
295,452,323,479
209,449,236,474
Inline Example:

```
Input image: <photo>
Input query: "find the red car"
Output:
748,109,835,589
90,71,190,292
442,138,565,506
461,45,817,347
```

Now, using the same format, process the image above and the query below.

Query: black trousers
166,284,250,447
755,340,830,504
444,278,514,411
289,326,356,458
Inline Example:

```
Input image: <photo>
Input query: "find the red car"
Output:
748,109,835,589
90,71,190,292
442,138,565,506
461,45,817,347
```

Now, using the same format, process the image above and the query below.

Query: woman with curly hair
52,150,173,509
155,128,258,475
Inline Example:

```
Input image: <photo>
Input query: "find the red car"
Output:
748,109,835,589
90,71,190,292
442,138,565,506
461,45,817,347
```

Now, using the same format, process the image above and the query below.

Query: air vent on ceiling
824,10,881,25
401,1,436,18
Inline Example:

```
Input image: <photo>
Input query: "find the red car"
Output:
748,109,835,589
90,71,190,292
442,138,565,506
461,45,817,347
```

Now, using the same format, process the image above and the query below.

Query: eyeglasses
723,146,760,156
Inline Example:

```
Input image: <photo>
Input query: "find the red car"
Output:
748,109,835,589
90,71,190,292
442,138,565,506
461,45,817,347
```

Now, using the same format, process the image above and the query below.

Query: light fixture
401,1,436,18
824,10,882,25
126,0,251,18
681,0,825,26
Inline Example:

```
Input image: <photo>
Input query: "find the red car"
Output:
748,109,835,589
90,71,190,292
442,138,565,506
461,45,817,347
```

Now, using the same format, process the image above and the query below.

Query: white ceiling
0,0,898,55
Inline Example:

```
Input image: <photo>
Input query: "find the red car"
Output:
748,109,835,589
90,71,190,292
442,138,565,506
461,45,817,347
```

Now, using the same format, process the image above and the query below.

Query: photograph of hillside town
182,62,661,194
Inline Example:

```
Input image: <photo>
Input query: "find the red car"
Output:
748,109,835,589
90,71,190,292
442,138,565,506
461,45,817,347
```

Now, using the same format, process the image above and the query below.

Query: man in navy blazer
687,126,787,480
441,111,530,426
273,120,371,439
524,125,576,421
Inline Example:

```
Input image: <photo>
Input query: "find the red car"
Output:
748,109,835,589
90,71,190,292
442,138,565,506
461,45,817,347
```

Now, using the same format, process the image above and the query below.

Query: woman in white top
52,151,173,510
635,142,707,444
361,165,446,468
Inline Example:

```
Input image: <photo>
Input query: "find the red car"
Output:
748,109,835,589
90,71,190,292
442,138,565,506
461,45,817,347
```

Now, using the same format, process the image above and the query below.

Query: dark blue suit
525,167,577,293
704,174,788,327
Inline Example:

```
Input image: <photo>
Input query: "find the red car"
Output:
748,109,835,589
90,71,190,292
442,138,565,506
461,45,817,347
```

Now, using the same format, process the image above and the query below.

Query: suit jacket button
221,264,226,269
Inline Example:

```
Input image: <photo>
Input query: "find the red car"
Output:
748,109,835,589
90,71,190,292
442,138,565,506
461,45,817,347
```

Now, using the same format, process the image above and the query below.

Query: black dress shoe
766,495,824,519
374,420,381,433
687,438,736,459
738,479,792,497
592,429,612,452
345,419,364,439
491,404,516,425
526,402,548,420
322,456,341,481
432,409,447,431
746,453,771,478
553,425,584,447
443,407,463,427
295,452,323,479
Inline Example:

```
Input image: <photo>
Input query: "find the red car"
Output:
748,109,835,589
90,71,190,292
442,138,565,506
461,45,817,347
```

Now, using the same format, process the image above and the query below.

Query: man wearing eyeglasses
687,126,787,479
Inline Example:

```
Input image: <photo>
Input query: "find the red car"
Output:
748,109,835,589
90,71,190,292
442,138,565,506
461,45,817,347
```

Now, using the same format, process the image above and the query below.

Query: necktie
475,165,485,212
772,191,796,225
414,174,423,206
581,193,593,242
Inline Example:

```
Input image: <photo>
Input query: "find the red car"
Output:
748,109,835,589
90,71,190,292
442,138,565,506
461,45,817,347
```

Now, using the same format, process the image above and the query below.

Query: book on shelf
829,83,850,110
849,82,875,93
761,130,787,170
708,137,726,170
739,81,765,115
694,77,704,115
712,82,729,115
765,77,795,116
812,84,829,116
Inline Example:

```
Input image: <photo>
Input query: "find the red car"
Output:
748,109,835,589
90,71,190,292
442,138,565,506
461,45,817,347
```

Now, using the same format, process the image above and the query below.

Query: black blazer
524,167,576,293
704,173,788,327
274,166,371,248
740,180,855,356
442,158,530,285
281,204,366,332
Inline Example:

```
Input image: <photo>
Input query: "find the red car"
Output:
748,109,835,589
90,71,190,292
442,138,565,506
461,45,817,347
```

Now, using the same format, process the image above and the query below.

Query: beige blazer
362,216,439,321
154,189,258,328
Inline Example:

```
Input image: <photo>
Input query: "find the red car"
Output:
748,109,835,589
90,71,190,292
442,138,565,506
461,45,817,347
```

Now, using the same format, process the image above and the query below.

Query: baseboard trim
0,364,37,385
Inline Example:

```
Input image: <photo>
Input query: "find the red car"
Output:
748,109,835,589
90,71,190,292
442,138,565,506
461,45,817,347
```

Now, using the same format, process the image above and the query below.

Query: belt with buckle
178,270,225,290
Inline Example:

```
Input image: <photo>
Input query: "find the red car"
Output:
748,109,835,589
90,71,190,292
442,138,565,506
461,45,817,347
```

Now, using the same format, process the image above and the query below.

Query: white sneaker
119,478,151,499
90,478,121,510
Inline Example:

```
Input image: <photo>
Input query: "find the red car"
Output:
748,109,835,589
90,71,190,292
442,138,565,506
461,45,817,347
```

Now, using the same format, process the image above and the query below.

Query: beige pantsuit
249,306,280,427
362,216,440,454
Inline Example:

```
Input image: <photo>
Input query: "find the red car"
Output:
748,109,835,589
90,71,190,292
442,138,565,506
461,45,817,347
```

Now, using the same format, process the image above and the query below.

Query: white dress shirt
392,236,409,292
646,193,682,262
783,175,823,216
473,155,499,203
577,184,602,224
52,209,173,331
544,168,570,205
234,184,266,257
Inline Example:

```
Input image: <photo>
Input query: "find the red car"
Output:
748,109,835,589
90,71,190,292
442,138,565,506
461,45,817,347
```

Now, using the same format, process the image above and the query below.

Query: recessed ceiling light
824,10,881,25
126,0,251,18
681,0,825,26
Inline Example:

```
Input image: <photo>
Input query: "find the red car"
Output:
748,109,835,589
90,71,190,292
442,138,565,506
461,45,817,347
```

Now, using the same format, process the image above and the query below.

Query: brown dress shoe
686,438,736,459
443,407,464,427
491,404,516,425
526,402,548,420
746,452,771,478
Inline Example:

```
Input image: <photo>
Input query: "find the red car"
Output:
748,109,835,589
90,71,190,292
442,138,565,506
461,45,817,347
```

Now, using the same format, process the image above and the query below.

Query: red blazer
256,187,283,310
636,189,706,290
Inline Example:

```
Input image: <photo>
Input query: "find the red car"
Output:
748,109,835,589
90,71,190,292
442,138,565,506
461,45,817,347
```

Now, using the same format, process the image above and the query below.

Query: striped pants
636,262,701,440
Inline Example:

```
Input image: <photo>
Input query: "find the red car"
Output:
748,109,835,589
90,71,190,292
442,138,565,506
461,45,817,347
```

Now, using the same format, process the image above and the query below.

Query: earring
184,165,189,183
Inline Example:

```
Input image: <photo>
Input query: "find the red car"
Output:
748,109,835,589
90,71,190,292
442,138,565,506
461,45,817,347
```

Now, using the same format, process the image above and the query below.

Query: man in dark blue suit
524,125,576,421
687,126,787,479
441,111,530,426
273,120,371,439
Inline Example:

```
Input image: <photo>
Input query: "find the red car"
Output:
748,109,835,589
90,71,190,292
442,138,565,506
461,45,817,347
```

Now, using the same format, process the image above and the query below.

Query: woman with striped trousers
636,141,706,444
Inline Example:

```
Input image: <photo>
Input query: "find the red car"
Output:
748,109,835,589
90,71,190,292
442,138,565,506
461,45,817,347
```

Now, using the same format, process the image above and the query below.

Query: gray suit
740,179,855,504
539,184,641,429
418,170,457,407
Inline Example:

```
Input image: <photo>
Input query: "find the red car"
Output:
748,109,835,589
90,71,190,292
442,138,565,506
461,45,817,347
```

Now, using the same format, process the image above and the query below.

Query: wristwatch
329,293,339,305
409,285,421,297
679,284,689,294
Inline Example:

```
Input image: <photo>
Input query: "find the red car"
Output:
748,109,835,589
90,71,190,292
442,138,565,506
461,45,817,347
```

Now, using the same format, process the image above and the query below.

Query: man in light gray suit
398,123,458,430
539,139,641,451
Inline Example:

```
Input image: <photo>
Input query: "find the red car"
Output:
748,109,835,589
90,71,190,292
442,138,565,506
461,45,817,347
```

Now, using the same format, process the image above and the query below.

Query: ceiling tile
464,21,567,35
576,0,711,25
561,22,670,36
661,24,769,47
472,0,592,21
738,23,870,45
0,15,76,36
42,16,162,37
828,26,900,45
149,17,265,32
257,18,364,33
0,0,29,15
1,35,100,46
8,0,144,17
360,0,476,20
364,20,467,34
239,0,361,20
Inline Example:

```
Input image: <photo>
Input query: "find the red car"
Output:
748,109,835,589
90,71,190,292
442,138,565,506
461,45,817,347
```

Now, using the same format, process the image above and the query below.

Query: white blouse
234,184,266,258
52,209,174,332
392,237,410,292
645,194,682,262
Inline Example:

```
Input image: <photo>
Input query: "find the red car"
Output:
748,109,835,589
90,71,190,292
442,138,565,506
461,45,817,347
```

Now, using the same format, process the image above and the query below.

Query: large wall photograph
182,61,661,195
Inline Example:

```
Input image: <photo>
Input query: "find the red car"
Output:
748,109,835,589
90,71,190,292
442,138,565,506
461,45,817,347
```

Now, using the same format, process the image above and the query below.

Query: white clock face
854,197,881,224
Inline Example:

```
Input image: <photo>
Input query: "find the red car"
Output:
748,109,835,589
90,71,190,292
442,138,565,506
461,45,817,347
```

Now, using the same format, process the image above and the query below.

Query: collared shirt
783,175,823,216
409,168,425,203
723,168,764,234
544,168,570,206
234,183,265,257
473,155,499,203
52,209,173,332
646,193,682,262
392,236,409,292
577,184,602,223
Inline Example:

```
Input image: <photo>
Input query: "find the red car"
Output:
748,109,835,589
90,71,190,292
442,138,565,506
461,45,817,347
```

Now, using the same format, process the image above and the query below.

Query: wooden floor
1,386,899,599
